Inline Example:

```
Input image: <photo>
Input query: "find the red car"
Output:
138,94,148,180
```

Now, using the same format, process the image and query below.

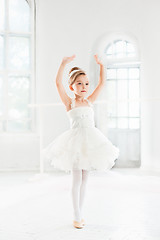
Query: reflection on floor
0,168,160,240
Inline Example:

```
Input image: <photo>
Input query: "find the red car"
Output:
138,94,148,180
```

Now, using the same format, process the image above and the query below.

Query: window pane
116,52,126,58
118,118,128,129
107,69,116,79
129,118,139,129
0,0,5,30
129,80,139,99
129,102,139,117
117,102,128,117
106,81,116,100
9,0,30,32
117,80,128,99
107,101,116,117
105,41,136,58
129,68,139,79
106,81,116,116
108,118,116,128
117,68,128,79
115,40,126,53
7,119,31,132
0,36,4,69
8,76,30,120
8,37,30,70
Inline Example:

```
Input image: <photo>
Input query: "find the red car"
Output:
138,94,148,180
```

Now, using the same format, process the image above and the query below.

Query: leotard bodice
67,98,95,129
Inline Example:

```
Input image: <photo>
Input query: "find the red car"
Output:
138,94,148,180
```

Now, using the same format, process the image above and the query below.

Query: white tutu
42,98,120,173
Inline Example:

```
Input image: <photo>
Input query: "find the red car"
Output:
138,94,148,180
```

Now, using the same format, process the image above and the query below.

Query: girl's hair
68,67,86,85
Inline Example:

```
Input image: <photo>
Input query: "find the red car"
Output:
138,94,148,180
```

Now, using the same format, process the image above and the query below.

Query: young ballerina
42,54,119,229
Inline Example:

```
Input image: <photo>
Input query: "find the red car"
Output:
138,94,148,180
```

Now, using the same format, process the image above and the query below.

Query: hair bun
68,67,86,85
68,67,83,78
69,67,81,75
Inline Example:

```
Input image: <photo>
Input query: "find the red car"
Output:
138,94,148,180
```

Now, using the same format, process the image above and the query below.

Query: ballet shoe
81,218,85,226
73,220,84,229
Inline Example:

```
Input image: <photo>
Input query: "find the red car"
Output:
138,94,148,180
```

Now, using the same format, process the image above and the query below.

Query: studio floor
0,168,160,240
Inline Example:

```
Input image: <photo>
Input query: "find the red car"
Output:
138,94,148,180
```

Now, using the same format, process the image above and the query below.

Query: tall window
0,0,35,133
105,40,140,129
102,38,141,167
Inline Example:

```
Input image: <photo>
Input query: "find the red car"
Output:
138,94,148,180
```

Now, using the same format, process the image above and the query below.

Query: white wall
1,0,160,171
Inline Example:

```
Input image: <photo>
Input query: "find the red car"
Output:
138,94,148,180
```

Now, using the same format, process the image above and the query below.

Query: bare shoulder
87,96,95,104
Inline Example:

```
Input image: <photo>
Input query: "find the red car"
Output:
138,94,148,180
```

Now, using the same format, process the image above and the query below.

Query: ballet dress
42,97,120,173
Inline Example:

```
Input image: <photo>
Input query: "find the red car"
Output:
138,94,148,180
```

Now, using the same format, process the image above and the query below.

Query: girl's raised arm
55,55,76,107
88,54,106,103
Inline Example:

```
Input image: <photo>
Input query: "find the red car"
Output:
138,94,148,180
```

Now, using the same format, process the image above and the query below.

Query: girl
42,54,119,229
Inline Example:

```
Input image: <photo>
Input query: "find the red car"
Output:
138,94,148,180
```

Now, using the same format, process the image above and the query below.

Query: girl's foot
81,218,85,226
73,220,84,229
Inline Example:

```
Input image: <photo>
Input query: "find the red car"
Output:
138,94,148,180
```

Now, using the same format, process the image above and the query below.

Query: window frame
103,38,141,130
106,64,141,130
0,0,36,134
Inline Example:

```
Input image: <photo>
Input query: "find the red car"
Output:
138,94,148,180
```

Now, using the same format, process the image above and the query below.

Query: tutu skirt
42,126,119,173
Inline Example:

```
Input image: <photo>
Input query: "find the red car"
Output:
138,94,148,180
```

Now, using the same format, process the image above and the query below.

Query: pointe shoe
73,220,84,229
81,218,85,226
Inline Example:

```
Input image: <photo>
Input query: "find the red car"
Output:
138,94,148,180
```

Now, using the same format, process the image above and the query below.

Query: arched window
99,36,141,167
105,40,137,58
105,39,140,130
0,0,35,133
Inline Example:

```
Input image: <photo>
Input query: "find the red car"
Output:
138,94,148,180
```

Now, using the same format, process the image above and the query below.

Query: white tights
71,169,89,222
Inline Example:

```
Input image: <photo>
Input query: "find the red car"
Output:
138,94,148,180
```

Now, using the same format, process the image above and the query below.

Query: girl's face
71,75,89,97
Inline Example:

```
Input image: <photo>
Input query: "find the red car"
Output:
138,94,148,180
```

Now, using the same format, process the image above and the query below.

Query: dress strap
71,97,75,109
86,98,93,107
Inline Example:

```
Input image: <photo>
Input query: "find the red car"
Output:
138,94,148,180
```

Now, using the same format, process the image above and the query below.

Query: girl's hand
94,54,103,66
62,55,76,65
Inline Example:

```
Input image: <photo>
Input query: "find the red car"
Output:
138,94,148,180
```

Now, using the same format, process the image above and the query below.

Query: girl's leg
79,169,90,220
71,169,82,222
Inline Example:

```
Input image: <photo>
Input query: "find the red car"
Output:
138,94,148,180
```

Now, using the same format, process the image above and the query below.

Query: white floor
0,168,160,240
